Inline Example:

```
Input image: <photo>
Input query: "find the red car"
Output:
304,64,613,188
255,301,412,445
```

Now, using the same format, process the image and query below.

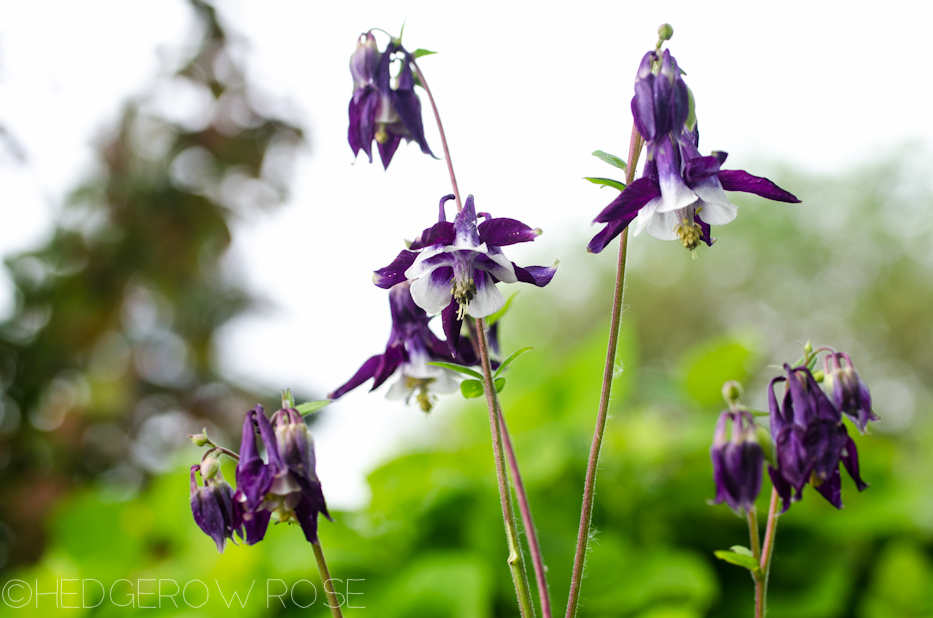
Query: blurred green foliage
4,147,933,617
0,0,305,571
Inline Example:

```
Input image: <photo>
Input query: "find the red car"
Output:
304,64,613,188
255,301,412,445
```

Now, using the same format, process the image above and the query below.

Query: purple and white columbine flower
347,31,433,169
588,49,800,255
374,194,557,356
767,365,869,512
710,410,764,514
234,405,331,544
824,352,879,433
190,464,240,552
329,281,480,411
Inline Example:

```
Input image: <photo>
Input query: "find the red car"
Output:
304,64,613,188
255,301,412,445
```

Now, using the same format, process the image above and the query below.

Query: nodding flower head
329,280,477,412
587,50,800,256
710,410,764,514
190,464,241,553
347,32,434,169
374,194,557,357
234,405,331,545
767,365,868,513
824,352,879,433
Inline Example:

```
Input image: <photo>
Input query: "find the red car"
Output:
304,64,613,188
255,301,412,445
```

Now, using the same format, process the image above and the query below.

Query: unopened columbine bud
710,410,763,513
657,23,674,42
188,433,208,447
200,456,220,480
349,31,380,89
824,352,879,433
722,380,743,406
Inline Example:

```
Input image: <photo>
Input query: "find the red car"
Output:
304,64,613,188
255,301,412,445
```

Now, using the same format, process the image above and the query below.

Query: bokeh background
0,0,931,616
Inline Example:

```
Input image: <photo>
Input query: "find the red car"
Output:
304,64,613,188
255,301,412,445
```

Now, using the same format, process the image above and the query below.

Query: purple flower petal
814,468,844,509
593,176,662,223
841,434,870,491
683,154,724,184
453,196,482,248
348,86,379,163
717,170,801,203
587,218,630,254
441,299,461,358
329,354,380,399
410,221,454,251
377,132,402,170
513,262,558,287
374,250,418,289
768,466,794,514
371,344,406,390
478,217,541,246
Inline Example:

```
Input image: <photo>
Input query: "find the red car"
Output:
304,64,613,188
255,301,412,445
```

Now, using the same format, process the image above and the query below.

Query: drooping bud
190,465,241,553
200,456,220,480
824,352,879,433
710,410,764,513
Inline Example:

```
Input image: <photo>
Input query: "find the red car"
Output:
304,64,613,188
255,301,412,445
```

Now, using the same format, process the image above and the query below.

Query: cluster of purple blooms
711,349,877,515
190,404,330,552
588,48,800,256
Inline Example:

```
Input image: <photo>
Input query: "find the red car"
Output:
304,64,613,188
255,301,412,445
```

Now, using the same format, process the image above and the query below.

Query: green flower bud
658,23,674,42
200,456,220,480
188,433,208,447
722,380,744,405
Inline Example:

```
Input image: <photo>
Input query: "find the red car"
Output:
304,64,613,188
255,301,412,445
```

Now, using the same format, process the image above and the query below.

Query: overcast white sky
1,0,931,507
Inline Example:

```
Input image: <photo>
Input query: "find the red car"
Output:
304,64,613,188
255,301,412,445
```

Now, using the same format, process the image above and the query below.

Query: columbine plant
710,344,876,617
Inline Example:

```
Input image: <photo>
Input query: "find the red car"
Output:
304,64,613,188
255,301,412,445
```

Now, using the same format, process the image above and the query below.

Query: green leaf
460,380,485,398
281,388,296,408
584,177,626,191
412,48,438,59
592,150,626,170
296,400,331,416
494,378,505,393
427,362,484,380
729,545,754,557
714,549,762,573
494,347,533,378
486,292,518,327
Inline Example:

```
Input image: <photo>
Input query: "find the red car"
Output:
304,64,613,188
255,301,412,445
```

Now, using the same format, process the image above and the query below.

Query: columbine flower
710,410,763,513
190,463,240,552
234,405,331,544
767,365,868,512
329,280,476,411
347,32,433,169
588,48,800,255
824,352,879,433
374,194,557,356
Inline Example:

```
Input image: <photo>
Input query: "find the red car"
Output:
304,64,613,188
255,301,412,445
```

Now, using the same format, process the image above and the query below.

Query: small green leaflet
584,177,626,191
714,546,761,574
460,378,507,399
486,292,518,327
461,380,484,398
412,48,438,59
592,150,626,170
494,347,533,378
297,400,332,416
685,86,697,131
427,362,484,380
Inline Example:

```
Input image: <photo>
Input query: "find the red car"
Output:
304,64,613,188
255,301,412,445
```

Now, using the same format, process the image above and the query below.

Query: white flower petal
694,181,738,225
633,197,663,237
405,245,452,279
409,271,452,314
645,208,682,241
656,174,698,213
466,275,505,318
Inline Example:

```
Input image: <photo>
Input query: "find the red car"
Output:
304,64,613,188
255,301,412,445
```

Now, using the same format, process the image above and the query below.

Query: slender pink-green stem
414,57,543,615
565,128,643,618
312,541,344,617
756,487,781,618
747,508,764,618
412,58,462,212
499,401,553,617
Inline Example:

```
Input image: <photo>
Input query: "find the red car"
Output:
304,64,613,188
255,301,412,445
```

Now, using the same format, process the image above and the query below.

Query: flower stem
757,487,781,617
499,400,553,617
312,541,344,617
565,127,643,618
747,508,764,618
474,317,537,617
412,58,462,212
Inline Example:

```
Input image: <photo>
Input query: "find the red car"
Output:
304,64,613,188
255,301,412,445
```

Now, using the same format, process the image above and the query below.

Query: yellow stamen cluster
405,376,437,413
452,278,476,320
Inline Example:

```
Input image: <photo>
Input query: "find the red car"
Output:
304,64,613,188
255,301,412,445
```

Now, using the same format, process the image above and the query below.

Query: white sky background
1,0,931,508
